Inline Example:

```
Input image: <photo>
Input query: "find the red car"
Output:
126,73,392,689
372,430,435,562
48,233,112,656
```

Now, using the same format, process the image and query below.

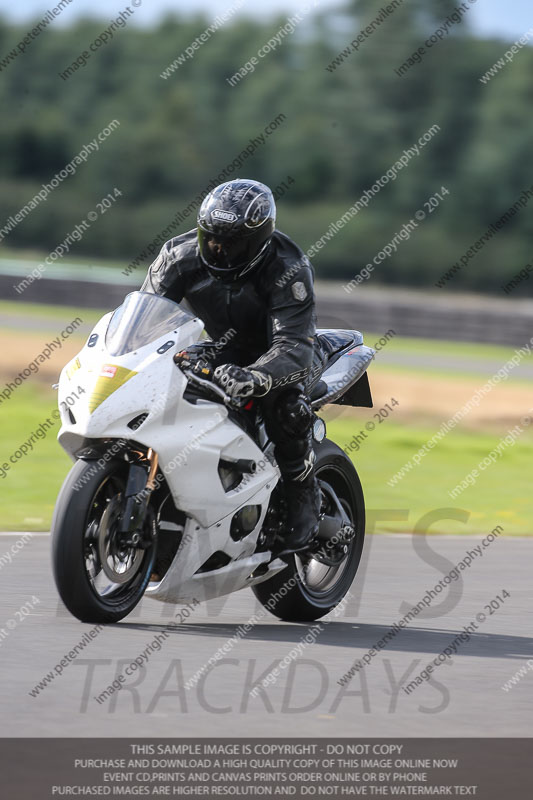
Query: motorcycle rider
141,178,323,553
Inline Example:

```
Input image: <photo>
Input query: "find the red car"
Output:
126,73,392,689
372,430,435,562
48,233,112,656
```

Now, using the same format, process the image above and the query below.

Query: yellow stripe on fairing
66,357,81,380
88,366,138,413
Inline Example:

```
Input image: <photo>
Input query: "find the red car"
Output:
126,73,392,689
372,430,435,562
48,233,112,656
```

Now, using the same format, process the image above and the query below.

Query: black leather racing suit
141,228,324,483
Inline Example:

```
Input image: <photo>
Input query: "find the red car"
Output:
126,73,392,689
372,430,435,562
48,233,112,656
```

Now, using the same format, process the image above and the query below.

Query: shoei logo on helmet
100,364,118,378
212,209,238,222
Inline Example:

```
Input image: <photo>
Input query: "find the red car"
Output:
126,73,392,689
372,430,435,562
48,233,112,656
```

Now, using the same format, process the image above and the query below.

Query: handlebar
180,366,247,411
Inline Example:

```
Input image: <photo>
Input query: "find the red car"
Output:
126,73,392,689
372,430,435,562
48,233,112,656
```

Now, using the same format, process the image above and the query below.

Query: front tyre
51,459,156,624
252,438,365,622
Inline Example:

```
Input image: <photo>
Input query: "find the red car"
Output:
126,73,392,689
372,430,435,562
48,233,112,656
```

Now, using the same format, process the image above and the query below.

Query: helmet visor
198,229,254,272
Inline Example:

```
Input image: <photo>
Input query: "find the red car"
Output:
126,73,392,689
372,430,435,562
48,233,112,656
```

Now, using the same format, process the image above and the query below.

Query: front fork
118,448,159,548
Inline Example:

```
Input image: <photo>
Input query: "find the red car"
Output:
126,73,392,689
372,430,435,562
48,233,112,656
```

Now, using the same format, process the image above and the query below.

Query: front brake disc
98,496,144,584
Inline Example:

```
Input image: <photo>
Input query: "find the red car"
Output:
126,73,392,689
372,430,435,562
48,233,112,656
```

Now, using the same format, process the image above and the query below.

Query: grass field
0,299,103,326
0,299,531,534
326,411,532,536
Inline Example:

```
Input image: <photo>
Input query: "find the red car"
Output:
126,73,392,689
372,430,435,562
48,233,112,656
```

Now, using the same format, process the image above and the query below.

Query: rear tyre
51,458,156,624
252,438,365,622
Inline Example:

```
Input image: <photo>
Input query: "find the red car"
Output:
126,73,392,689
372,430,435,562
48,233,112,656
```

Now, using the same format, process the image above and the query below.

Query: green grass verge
363,331,532,384
0,385,71,530
364,331,531,365
1,384,531,534
0,300,105,328
325,412,532,536
370,362,533,387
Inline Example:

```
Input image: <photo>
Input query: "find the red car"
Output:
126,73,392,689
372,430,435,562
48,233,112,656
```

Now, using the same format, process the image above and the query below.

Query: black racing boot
279,473,322,555
266,389,320,554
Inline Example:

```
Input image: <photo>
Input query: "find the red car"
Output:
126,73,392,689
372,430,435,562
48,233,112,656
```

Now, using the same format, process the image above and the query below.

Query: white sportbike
52,291,374,623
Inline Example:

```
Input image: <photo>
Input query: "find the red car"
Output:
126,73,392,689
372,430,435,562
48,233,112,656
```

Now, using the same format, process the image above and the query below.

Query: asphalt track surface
1,532,531,737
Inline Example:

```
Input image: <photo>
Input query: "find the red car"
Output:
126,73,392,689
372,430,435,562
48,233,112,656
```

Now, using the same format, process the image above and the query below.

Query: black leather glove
213,364,272,399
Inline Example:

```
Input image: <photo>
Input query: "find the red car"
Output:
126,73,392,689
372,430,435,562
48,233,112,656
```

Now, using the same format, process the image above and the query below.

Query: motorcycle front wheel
52,458,156,624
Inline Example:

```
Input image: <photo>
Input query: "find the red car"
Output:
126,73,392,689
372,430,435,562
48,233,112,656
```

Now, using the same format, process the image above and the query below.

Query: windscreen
105,292,195,356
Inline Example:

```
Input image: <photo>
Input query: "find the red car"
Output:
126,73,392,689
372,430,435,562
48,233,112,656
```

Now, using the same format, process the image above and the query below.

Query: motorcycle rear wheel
252,438,365,622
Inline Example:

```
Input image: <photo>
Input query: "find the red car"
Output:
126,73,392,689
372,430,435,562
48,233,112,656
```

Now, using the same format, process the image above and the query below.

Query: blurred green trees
0,0,531,293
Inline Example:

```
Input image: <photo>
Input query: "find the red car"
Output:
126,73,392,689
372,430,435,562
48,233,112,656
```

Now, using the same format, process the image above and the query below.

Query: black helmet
197,179,276,281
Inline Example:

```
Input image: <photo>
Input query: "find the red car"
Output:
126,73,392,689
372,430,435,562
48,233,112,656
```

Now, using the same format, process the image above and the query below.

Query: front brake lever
181,367,245,411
